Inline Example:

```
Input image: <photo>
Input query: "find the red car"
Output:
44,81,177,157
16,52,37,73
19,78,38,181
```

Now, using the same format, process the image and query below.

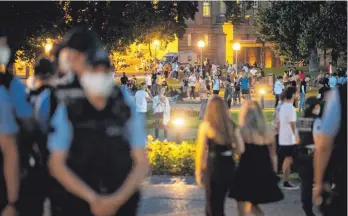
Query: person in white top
278,86,299,190
153,88,170,142
135,83,152,116
189,73,197,99
242,64,249,73
212,75,220,95
145,73,152,89
211,63,218,77
274,76,284,107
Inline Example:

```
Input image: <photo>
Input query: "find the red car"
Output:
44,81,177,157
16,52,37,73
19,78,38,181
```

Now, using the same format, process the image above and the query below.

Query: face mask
313,107,321,116
0,45,10,65
80,72,114,97
58,51,72,73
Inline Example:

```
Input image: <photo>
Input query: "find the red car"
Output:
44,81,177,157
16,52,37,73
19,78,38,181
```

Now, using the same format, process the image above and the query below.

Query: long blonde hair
203,96,236,144
239,101,273,144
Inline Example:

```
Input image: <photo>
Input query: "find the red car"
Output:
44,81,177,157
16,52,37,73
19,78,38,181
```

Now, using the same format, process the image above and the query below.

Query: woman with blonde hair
229,101,283,216
195,96,244,216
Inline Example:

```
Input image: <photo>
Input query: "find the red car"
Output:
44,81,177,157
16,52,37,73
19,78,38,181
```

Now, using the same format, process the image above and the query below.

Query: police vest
297,115,316,146
53,86,133,207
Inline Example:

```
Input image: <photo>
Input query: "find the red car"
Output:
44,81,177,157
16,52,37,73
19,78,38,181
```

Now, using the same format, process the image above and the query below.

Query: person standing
145,73,152,90
328,73,338,88
135,83,152,117
195,97,244,216
48,49,149,216
274,76,284,107
230,101,283,216
233,78,241,105
153,88,170,142
212,75,220,95
278,87,299,190
239,73,250,101
299,76,310,112
224,79,233,109
296,97,321,216
199,80,210,120
189,72,197,99
313,83,347,216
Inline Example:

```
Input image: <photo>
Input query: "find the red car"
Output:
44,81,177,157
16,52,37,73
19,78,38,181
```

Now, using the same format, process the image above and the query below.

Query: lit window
205,34,209,46
220,1,226,14
203,1,211,17
188,34,192,47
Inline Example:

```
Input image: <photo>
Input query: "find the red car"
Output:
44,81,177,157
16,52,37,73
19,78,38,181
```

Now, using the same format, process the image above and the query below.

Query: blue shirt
0,87,18,135
313,89,340,137
338,77,345,85
33,88,52,133
239,77,249,90
48,88,147,152
8,77,33,119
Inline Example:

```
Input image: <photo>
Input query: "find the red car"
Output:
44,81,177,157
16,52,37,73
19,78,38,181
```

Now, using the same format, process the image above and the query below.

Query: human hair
303,97,320,117
284,86,296,100
239,101,273,144
203,97,236,144
140,82,146,89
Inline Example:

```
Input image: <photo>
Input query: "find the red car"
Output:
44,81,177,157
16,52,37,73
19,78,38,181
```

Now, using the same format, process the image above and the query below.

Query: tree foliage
0,1,198,62
224,1,252,26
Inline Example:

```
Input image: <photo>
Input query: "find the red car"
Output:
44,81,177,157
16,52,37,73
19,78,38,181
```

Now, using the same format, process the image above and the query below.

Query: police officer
0,29,20,216
48,47,149,216
296,97,321,216
313,82,347,216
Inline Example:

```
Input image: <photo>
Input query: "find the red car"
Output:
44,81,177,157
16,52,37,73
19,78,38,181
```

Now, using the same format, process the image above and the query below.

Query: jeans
275,94,280,108
300,93,306,110
298,153,315,216
199,99,208,119
234,91,241,104
190,86,196,99
171,95,179,102
154,112,167,140
226,99,232,108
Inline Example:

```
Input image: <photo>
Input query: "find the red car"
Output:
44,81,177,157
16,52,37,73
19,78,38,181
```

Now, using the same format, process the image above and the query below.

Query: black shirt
120,76,128,85
300,81,307,93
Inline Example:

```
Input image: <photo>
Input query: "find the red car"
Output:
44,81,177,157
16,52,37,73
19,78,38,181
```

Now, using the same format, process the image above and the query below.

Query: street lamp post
260,89,265,109
197,40,205,75
44,39,53,56
232,42,241,72
153,40,160,73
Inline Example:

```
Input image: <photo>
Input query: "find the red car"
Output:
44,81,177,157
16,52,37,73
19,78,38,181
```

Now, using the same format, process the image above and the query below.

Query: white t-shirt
278,102,297,145
135,90,149,113
189,75,197,87
145,75,151,86
243,66,249,73
212,78,220,91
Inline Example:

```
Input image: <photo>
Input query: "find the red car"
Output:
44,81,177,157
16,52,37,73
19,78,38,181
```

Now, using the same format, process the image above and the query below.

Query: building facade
179,1,282,68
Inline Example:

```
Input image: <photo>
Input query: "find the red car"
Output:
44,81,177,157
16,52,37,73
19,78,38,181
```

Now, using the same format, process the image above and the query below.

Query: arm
268,134,277,173
232,128,245,154
47,105,97,204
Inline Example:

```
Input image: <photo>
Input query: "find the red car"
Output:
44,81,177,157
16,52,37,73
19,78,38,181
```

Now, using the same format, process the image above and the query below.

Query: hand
90,195,122,216
1,205,17,216
313,183,323,205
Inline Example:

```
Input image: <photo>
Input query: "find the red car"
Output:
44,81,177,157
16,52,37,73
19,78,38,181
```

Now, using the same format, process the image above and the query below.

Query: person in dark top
322,73,330,88
120,72,128,85
296,97,321,216
151,72,157,85
196,97,244,216
299,76,310,112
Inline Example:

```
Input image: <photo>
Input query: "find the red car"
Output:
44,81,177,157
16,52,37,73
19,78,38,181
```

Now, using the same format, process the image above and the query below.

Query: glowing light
260,89,265,95
197,40,205,48
153,40,160,46
232,42,241,51
44,40,53,54
173,118,185,127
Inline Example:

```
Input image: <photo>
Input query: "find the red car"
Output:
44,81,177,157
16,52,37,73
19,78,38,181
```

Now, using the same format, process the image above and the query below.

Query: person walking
239,73,250,101
274,76,284,107
134,83,152,117
229,101,283,216
48,48,149,216
296,97,321,216
328,73,338,88
299,76,310,112
189,72,197,99
153,88,170,142
313,83,347,216
120,72,128,90
212,75,220,95
145,73,152,90
199,80,210,120
195,97,244,216
278,86,300,190
224,79,233,109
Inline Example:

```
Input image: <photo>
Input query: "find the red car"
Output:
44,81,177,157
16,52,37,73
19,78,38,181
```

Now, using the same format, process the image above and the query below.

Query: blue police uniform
0,85,19,212
48,87,146,216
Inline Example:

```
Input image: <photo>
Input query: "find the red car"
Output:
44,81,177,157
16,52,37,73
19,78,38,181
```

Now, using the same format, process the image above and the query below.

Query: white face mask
0,45,10,65
80,72,114,97
58,50,72,73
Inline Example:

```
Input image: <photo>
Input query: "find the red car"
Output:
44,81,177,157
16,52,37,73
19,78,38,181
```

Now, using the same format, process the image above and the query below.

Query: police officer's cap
61,27,102,53
0,27,7,38
86,48,111,68
34,58,54,79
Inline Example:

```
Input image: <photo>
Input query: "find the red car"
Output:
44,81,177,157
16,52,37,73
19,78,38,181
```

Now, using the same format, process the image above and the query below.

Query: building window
203,1,211,17
188,34,192,47
220,1,226,14
205,34,209,46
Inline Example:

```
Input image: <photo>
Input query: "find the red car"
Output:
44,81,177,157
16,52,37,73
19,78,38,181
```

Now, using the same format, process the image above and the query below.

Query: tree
251,1,347,72
224,1,252,26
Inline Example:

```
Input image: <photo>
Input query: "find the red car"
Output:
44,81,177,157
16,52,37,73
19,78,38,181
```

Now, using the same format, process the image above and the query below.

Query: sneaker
163,139,168,142
283,181,299,190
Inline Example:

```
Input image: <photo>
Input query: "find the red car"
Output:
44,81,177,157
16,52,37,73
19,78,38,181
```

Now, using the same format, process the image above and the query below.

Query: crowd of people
0,25,346,216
